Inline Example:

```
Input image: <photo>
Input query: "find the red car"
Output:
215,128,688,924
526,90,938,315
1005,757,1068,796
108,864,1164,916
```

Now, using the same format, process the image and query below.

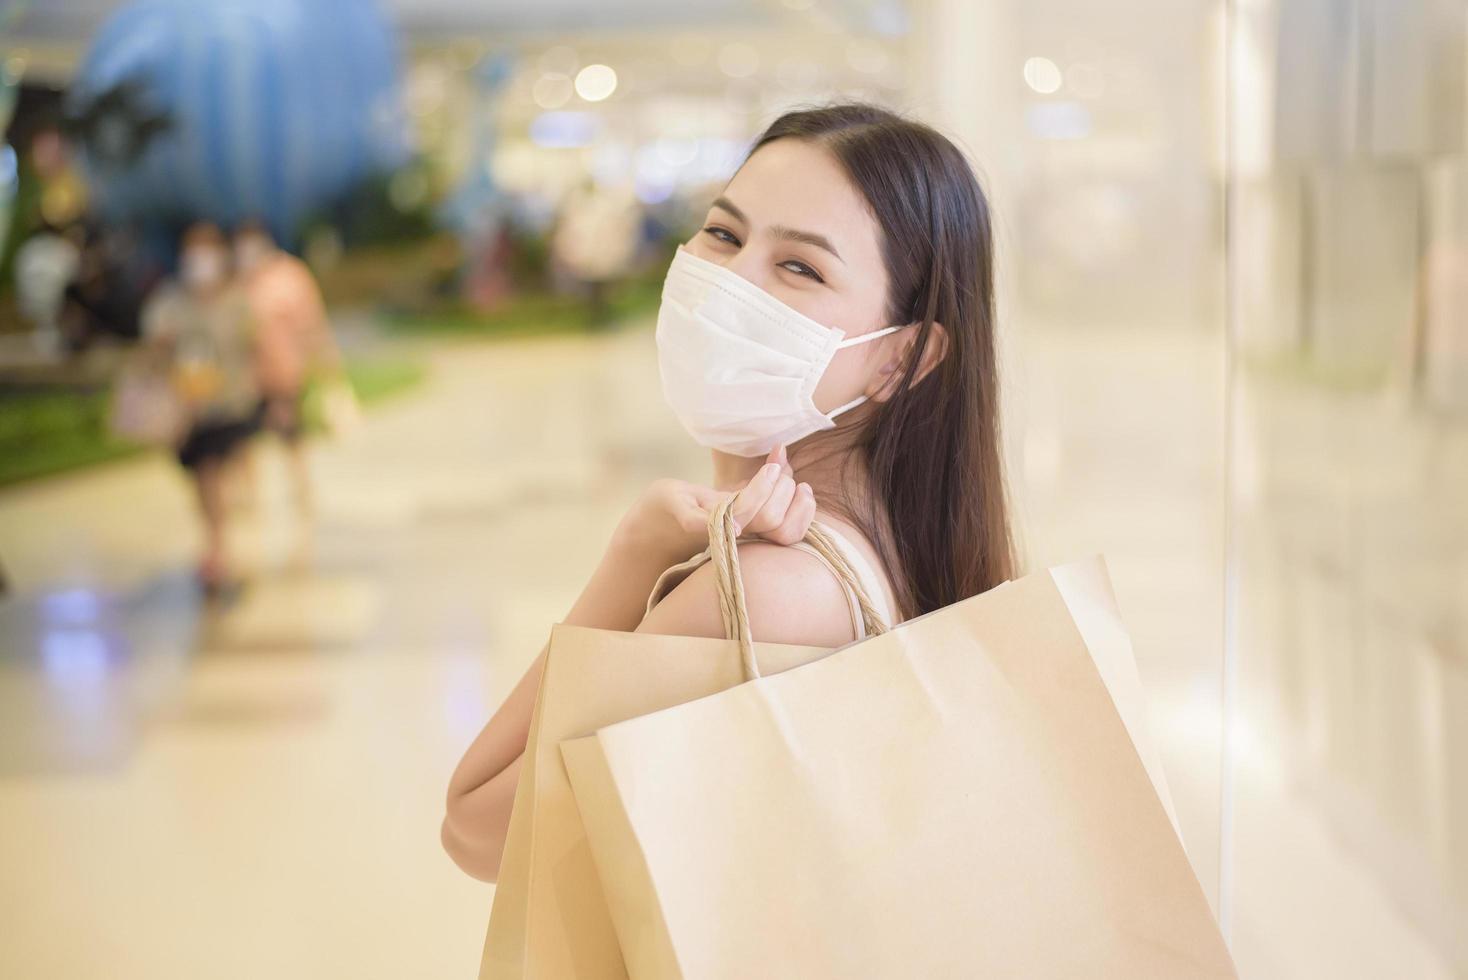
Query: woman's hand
618,443,817,560
445,449,814,882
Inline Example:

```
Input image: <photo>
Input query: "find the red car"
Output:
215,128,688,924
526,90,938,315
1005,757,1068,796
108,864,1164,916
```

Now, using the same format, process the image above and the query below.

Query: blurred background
0,0,1464,976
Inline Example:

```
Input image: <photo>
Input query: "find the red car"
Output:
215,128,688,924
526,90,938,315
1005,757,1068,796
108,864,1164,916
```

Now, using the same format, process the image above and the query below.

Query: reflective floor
1226,361,1468,979
0,315,1457,976
0,326,704,978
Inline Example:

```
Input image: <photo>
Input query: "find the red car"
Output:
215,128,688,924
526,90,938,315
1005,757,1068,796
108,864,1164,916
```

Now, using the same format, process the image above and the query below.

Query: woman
442,102,1016,881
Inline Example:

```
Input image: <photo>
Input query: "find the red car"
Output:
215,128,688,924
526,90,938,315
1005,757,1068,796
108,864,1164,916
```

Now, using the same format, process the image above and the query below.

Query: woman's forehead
719,141,881,263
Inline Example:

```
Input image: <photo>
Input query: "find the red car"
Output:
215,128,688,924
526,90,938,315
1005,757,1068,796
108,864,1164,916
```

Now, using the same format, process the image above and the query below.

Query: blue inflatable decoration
68,0,409,243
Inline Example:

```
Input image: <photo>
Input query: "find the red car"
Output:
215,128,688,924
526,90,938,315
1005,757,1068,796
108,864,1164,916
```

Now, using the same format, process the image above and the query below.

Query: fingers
673,493,715,535
701,443,808,542
748,471,797,535
763,481,816,545
762,443,793,477
687,484,726,513
729,462,783,531
677,483,736,536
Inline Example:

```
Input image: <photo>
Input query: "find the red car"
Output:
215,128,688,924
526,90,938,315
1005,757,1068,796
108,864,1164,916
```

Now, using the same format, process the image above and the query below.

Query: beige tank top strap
645,550,712,619
802,519,897,633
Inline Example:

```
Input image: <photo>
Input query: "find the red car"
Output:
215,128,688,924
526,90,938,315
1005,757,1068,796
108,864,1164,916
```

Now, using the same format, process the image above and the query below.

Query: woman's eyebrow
711,195,845,264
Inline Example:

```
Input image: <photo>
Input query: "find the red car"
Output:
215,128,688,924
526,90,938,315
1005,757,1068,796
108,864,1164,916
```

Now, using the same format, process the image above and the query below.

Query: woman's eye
701,225,738,245
782,261,823,282
701,226,822,282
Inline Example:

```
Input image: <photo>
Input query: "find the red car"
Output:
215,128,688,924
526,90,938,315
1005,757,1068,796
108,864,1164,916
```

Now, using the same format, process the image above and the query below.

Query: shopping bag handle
706,493,888,681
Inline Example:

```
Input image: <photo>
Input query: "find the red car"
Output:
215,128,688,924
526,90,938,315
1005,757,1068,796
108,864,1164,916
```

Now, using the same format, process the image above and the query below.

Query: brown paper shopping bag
478,512,887,979
560,531,1236,978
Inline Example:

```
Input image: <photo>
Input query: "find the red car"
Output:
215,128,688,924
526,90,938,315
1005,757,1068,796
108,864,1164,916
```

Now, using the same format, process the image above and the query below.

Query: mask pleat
654,251,851,456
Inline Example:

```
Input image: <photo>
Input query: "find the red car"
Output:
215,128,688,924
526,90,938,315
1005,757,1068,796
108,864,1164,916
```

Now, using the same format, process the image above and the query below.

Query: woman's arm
441,455,808,881
440,524,697,881
441,753,523,881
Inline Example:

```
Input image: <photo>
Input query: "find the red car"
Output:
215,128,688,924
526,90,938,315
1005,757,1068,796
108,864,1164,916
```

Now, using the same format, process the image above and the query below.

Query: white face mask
181,248,227,289
655,244,905,458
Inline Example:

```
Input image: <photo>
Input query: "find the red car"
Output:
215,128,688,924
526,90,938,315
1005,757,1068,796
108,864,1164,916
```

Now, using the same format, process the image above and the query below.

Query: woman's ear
867,321,949,403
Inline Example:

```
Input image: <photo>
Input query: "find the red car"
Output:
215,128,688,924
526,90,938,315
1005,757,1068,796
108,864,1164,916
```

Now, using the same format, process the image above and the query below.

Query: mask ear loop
834,323,905,349
827,323,914,420
827,392,871,420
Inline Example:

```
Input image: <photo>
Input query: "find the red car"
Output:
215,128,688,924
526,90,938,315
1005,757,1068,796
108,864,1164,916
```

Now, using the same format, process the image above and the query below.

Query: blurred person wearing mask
140,221,260,596
232,218,346,551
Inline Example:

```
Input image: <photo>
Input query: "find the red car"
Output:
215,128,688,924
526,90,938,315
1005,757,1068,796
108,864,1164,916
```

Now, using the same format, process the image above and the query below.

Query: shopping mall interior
1,0,1465,976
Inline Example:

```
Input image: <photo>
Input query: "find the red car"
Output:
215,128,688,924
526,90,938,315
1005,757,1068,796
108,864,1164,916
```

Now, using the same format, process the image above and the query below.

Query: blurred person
549,176,643,327
443,102,1015,880
231,217,346,547
57,226,120,353
140,221,260,596
56,224,153,353
13,221,81,357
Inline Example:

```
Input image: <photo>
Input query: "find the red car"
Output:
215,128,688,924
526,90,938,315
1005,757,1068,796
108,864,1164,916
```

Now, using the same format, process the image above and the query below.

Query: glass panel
909,0,1232,912
1224,0,1467,974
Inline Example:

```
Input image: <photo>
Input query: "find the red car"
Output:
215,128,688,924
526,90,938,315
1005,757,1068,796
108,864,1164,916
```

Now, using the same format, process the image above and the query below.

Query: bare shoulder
634,539,856,648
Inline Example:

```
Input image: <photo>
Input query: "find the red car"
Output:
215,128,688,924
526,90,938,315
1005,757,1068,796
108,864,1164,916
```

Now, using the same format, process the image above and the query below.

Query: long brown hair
744,101,1017,618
